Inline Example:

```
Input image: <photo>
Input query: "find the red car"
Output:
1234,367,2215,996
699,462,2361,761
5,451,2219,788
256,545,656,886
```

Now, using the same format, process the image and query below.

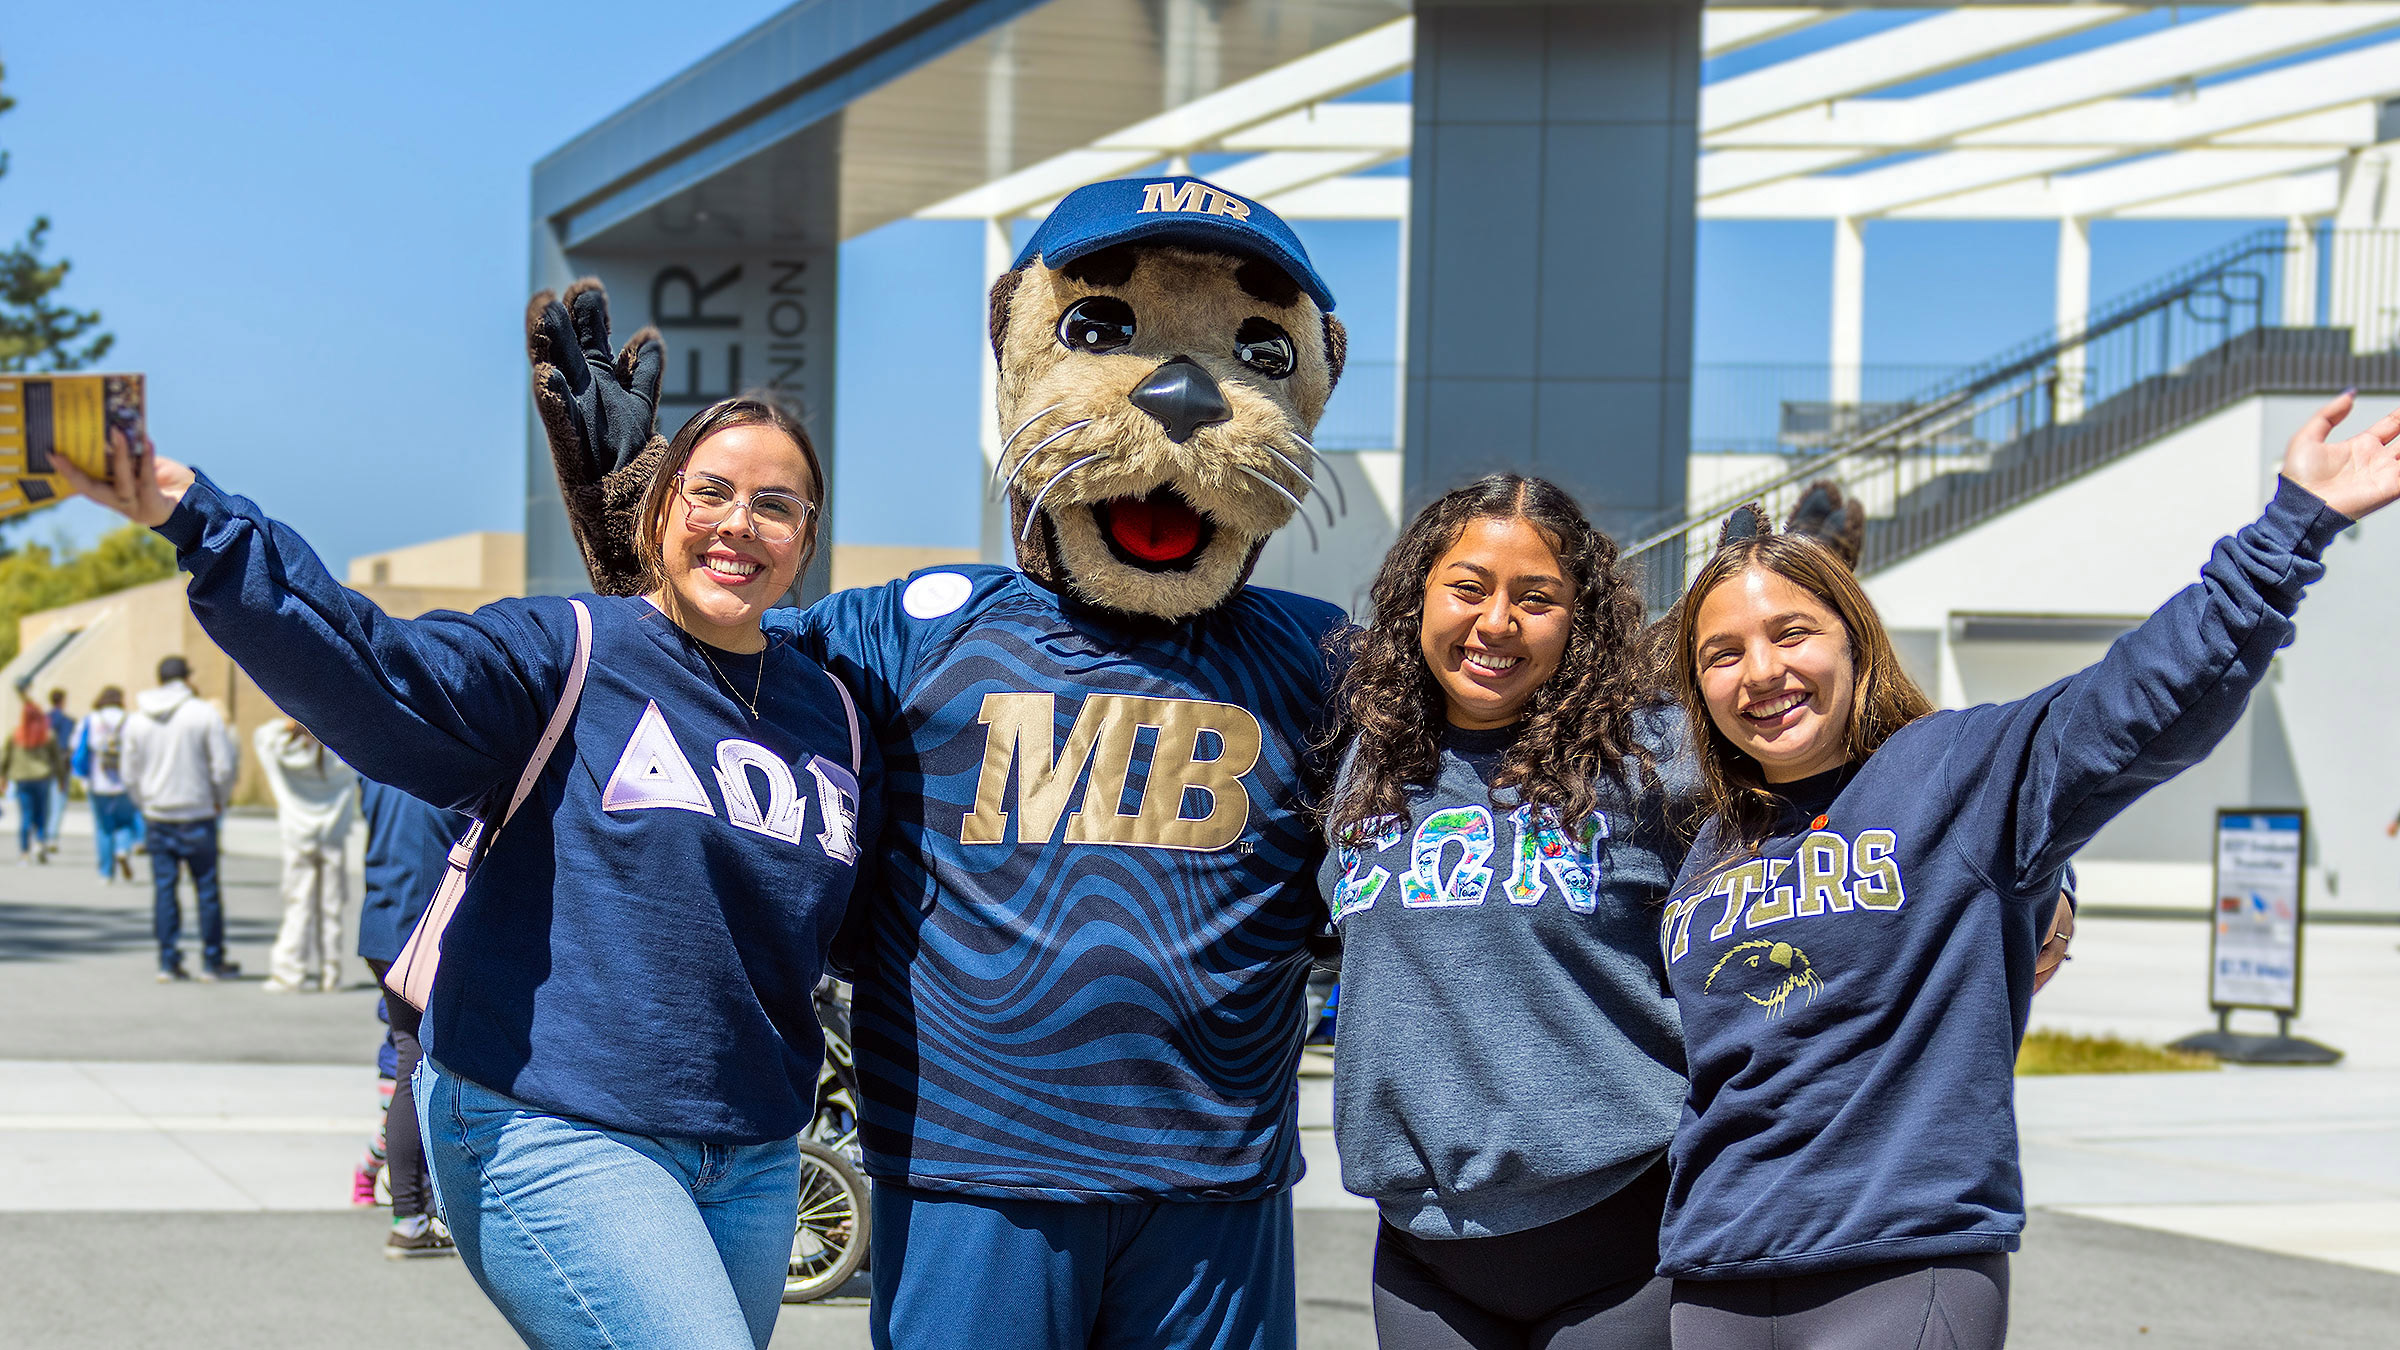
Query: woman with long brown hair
1320,473,1691,1349
64,394,879,1350
1652,392,2400,1349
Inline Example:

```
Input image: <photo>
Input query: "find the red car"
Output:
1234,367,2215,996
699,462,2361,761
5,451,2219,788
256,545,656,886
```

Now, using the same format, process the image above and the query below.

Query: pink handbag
382,599,592,1012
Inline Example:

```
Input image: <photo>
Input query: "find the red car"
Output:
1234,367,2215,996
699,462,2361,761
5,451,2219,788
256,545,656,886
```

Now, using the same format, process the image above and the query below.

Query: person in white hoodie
124,656,241,982
254,717,358,993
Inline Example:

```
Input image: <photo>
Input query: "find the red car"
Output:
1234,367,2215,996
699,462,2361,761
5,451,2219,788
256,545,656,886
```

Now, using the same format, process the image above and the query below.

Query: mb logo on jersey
600,700,861,865
961,692,1260,851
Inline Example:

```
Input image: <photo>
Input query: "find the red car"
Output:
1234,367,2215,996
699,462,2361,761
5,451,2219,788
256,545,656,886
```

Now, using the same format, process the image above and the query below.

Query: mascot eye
1057,297,1137,354
1234,318,1295,379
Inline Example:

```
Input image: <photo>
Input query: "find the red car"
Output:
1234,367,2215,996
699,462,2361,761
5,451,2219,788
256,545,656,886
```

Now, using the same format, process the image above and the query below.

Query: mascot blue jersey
771,564,1344,1202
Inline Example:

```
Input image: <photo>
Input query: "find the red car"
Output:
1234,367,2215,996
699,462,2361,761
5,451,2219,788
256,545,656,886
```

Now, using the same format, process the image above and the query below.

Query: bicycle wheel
785,1137,870,1303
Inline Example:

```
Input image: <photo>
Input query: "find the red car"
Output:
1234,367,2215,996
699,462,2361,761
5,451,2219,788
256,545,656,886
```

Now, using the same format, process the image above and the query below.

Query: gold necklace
696,640,766,719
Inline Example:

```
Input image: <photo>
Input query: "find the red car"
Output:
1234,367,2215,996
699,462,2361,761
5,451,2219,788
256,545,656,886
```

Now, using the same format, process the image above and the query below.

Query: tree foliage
0,523,177,667
0,63,113,372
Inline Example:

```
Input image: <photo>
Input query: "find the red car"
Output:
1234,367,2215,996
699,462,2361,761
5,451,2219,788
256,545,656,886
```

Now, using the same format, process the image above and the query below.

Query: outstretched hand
57,429,193,529
2283,391,2400,520
528,279,663,481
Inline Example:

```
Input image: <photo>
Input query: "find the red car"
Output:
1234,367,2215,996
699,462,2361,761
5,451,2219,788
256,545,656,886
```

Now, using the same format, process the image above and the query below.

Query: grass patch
2017,1030,2217,1076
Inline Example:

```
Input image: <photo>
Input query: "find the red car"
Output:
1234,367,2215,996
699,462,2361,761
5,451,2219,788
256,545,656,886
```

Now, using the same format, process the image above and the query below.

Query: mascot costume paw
530,177,1347,1350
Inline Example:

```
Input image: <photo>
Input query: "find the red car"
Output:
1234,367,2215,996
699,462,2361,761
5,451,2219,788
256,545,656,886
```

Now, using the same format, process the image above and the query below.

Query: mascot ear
1718,501,1770,550
1322,313,1348,392
1782,479,1865,569
989,267,1027,364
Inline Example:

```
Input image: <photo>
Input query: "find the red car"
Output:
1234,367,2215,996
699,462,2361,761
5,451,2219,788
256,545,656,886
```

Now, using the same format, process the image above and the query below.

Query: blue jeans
91,792,139,878
13,779,51,853
147,817,223,972
869,1179,1298,1350
416,1057,799,1350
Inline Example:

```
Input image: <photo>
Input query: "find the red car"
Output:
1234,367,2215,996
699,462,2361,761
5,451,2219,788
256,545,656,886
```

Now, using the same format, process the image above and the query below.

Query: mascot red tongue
525,176,1351,1350
1104,489,1207,563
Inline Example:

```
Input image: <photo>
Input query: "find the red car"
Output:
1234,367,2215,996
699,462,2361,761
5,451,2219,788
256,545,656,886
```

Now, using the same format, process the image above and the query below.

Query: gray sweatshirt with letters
1318,708,1692,1239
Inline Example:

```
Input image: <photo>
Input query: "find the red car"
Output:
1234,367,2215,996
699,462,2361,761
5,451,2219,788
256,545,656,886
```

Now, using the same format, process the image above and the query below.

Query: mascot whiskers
528,176,1349,1350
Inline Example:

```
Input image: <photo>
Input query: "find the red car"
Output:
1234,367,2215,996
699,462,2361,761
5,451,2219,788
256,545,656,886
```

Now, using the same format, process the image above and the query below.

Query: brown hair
1667,533,1933,857
1325,474,1651,844
634,395,825,596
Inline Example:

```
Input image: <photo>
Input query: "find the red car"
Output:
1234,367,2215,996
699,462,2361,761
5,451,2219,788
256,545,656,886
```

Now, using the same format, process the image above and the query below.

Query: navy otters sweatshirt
1655,478,2351,1280
161,475,882,1145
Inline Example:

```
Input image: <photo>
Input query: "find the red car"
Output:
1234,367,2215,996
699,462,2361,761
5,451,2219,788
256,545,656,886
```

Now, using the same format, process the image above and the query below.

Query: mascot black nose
1129,358,1232,444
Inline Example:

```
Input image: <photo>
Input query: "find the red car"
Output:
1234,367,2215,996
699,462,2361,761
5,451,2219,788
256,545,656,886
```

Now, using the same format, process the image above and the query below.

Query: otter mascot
526,177,1348,1350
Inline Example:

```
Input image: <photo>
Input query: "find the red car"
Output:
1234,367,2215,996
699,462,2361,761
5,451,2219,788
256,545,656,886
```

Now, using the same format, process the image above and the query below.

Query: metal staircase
1628,226,2400,614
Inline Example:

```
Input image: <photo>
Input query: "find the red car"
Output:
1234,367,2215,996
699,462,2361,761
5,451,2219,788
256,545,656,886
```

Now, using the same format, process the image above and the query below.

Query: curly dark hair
1324,474,1650,844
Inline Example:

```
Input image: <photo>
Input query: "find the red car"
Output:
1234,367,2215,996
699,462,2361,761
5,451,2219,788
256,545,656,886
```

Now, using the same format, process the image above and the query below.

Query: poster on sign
2208,810,2305,1013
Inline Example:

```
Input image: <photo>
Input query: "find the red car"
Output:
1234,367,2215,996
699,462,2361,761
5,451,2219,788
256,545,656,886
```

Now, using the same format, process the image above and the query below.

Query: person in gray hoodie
124,655,241,981
1319,475,1693,1350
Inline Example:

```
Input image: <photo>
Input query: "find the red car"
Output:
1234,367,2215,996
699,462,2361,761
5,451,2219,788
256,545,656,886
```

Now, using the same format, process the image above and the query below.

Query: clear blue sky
2,4,2279,567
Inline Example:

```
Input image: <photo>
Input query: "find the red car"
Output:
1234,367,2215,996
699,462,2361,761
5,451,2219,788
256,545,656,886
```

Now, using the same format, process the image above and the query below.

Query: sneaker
197,961,242,983
156,965,190,984
351,1163,381,1207
384,1213,456,1260
318,971,342,993
261,976,304,995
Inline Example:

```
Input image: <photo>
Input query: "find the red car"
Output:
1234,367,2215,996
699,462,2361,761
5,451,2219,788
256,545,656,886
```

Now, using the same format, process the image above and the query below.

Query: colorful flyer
2208,810,2305,1013
0,372,143,523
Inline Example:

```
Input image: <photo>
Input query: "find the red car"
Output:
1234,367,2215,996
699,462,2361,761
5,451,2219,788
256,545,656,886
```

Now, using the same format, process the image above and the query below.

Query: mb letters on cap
1013,176,1337,313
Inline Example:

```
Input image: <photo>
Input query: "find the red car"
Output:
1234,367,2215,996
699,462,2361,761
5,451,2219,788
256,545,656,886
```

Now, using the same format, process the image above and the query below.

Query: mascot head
988,177,1347,621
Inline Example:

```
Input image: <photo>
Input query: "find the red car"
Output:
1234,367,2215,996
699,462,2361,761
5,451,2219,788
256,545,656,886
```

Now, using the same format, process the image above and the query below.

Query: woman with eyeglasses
64,394,881,1350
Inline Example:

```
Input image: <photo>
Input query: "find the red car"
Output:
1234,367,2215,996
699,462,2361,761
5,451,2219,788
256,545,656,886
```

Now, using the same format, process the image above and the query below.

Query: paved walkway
5,832,2399,1345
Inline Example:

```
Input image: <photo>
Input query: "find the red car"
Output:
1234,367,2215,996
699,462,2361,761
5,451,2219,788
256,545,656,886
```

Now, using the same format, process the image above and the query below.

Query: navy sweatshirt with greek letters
1655,477,2350,1279
159,474,881,1145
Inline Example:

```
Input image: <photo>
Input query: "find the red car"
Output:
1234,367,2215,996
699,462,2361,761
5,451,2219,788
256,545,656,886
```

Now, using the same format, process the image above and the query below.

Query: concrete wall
1861,391,2400,915
345,532,524,592
19,573,521,808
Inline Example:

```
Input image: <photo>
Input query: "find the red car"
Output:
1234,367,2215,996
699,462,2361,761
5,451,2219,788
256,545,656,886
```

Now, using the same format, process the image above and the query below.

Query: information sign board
2208,810,2306,1013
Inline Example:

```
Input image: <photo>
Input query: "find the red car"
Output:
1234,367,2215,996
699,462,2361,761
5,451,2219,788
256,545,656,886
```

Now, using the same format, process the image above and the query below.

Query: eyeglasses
674,474,815,546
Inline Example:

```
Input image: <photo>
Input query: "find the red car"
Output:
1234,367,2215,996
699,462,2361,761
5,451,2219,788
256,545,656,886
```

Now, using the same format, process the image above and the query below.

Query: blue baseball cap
1014,176,1336,312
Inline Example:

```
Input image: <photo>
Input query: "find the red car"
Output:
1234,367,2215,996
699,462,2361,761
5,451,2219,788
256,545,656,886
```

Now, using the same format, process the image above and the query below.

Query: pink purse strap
825,668,861,775
495,598,593,835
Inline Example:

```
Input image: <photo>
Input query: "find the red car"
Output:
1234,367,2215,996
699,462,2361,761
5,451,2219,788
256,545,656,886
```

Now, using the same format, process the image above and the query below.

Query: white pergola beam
2107,168,2339,220
1861,149,2342,220
1702,6,2131,135
917,17,1413,220
1210,149,1395,201
1702,6,2400,195
1701,8,1829,60
1222,103,1408,153
1261,175,1409,221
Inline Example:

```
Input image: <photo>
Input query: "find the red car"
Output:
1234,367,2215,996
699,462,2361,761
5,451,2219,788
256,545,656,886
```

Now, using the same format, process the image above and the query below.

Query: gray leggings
1670,1253,2009,1350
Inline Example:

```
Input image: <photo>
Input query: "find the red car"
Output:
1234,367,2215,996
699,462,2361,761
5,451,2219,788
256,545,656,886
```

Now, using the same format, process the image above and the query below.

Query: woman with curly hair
1321,473,1692,1350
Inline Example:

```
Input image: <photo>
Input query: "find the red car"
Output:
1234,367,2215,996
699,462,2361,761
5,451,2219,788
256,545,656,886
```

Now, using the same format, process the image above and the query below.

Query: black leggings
1670,1253,2009,1350
1371,1160,1672,1349
365,961,430,1219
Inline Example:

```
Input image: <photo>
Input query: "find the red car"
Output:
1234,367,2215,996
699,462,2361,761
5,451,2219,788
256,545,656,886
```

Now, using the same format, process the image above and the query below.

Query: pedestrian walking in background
44,688,74,844
355,777,471,1258
124,655,240,983
1321,475,1693,1350
255,717,359,994
67,397,878,1350
2,697,62,862
73,687,142,883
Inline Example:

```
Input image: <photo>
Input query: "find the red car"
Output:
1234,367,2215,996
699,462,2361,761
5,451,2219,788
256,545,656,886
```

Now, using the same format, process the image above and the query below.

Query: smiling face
1418,516,1576,731
1693,566,1857,783
990,245,1345,620
650,421,815,649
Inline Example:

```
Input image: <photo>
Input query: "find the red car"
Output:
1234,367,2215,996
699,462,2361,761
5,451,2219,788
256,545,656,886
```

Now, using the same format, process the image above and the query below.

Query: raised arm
1979,391,2400,884
62,436,569,813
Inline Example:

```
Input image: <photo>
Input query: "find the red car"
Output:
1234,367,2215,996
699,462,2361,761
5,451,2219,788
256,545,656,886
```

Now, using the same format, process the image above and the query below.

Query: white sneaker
261,976,304,995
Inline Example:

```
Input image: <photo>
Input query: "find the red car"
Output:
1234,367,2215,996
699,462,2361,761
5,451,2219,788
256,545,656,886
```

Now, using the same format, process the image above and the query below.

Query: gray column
527,117,843,603
1403,0,1699,542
